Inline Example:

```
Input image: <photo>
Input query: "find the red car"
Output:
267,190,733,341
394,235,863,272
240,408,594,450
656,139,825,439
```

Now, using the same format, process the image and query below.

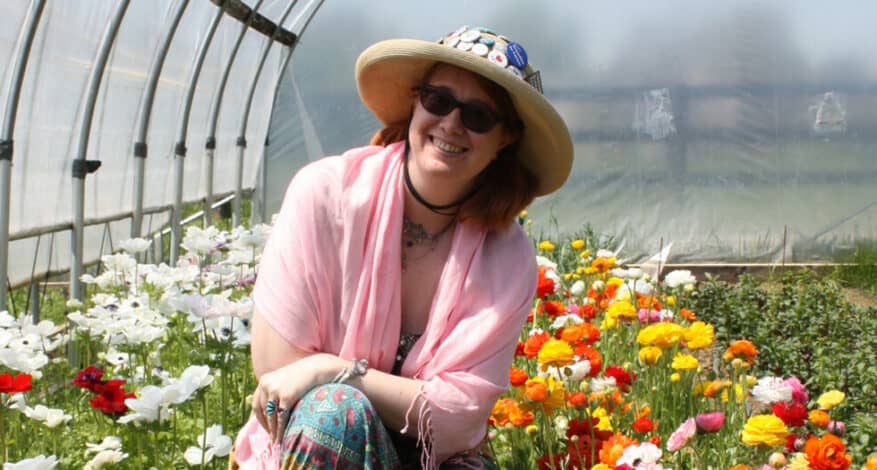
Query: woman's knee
291,383,378,431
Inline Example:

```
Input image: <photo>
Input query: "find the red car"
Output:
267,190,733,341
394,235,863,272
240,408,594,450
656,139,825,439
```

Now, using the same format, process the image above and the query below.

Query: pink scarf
234,142,536,468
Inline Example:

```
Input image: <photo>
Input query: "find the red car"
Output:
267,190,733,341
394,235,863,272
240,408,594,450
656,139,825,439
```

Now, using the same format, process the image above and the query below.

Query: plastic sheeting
264,0,877,264
1,0,292,286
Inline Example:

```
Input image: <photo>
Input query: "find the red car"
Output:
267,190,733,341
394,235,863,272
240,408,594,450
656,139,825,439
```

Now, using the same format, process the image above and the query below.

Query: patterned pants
278,383,497,470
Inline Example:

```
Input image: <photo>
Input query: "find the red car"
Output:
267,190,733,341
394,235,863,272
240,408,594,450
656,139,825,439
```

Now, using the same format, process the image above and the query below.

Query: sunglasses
415,85,505,133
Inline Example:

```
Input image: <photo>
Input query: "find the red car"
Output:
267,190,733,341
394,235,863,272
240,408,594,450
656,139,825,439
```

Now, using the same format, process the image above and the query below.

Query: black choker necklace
403,143,478,216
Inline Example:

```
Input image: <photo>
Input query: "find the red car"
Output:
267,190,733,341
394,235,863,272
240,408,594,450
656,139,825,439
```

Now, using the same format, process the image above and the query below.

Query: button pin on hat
506,42,528,69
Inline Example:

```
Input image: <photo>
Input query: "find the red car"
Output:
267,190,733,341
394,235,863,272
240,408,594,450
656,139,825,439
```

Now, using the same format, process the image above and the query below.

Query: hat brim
355,38,573,196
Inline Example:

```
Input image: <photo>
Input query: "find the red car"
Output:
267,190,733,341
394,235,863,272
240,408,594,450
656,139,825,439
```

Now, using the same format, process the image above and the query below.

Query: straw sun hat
355,25,573,196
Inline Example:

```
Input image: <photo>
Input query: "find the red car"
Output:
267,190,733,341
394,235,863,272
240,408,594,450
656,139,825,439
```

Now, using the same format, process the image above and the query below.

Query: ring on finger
266,399,277,416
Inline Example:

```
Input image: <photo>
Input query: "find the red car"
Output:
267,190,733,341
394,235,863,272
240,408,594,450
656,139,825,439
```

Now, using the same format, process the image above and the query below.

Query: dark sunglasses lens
460,104,497,133
418,86,501,133
420,89,455,116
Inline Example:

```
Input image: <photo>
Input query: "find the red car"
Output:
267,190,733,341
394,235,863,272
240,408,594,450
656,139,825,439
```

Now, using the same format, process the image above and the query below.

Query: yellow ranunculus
670,373,681,382
538,240,555,252
722,384,746,403
519,210,528,218
638,346,663,365
683,321,715,350
591,465,612,470
665,295,676,306
579,249,591,259
526,424,538,435
590,406,613,431
671,352,700,370
584,266,598,275
816,390,845,410
607,300,637,323
741,414,789,447
636,322,685,348
537,339,574,368
786,452,810,470
571,239,585,250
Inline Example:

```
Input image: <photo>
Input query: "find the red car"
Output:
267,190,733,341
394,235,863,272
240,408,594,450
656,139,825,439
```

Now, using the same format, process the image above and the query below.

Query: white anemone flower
5,393,26,411
0,348,49,377
24,405,72,428
2,455,59,469
101,253,137,273
569,280,586,296
83,449,128,470
181,226,224,256
118,385,177,424
634,279,654,296
100,347,130,368
167,365,214,404
0,310,18,327
183,424,233,466
119,237,150,254
663,269,696,288
752,376,793,405
86,436,123,454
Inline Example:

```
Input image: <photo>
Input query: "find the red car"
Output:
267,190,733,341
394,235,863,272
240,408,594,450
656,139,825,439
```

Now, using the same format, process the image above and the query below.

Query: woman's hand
251,353,340,443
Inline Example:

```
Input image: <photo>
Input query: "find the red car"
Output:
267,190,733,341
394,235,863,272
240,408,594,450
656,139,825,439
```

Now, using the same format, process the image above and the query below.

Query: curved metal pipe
203,0,264,227
131,0,190,238
70,0,131,301
170,1,225,266
242,0,325,225
0,0,45,309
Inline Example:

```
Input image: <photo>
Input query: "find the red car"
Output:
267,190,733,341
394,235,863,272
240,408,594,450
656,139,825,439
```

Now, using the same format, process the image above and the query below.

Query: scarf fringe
401,384,438,470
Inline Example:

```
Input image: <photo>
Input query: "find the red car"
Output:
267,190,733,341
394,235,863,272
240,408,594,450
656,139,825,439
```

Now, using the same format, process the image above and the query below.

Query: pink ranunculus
695,412,725,433
637,308,662,324
783,376,809,405
827,420,846,436
666,417,697,452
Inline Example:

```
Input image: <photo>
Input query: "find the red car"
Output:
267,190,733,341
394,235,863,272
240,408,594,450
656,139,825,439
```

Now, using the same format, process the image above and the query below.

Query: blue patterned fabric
279,383,497,469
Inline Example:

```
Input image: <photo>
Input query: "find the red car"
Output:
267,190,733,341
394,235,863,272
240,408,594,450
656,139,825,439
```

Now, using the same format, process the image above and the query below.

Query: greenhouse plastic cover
3,0,877,287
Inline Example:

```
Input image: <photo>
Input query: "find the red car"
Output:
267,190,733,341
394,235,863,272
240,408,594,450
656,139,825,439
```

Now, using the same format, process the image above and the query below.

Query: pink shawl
233,142,536,468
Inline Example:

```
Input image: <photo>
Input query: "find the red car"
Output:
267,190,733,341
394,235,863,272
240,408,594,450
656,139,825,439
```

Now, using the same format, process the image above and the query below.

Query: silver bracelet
331,358,369,384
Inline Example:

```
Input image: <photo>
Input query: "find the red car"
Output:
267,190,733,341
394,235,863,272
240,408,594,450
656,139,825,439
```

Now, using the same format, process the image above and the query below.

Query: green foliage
831,240,877,295
687,270,877,464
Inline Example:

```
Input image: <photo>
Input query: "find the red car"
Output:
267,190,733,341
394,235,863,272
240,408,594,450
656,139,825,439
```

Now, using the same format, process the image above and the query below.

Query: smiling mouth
431,136,467,154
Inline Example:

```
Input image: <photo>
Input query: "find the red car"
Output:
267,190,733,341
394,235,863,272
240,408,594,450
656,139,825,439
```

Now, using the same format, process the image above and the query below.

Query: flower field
1,217,876,469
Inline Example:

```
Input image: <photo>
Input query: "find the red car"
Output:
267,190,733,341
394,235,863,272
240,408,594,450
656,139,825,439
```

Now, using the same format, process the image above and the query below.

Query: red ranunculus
0,372,32,393
604,365,635,393
773,401,809,427
632,417,656,433
72,365,105,392
536,266,556,299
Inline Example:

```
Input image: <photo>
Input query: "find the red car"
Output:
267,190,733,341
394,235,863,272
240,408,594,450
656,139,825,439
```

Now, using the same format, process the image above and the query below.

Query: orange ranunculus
648,435,661,446
703,380,730,398
524,332,551,359
576,345,603,376
591,256,617,273
525,379,549,402
864,453,877,470
489,398,514,426
727,466,752,470
508,403,535,427
567,391,588,409
636,293,661,311
809,409,831,428
723,339,759,364
679,307,697,321
804,433,852,470
509,367,528,387
599,433,638,466
560,324,585,343
635,405,651,419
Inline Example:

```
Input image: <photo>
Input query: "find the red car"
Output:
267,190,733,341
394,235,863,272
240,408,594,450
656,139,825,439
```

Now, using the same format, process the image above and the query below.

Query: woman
232,26,573,469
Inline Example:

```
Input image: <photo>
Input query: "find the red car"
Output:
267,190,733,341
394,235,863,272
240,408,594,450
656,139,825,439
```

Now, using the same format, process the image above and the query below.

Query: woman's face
407,64,518,195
